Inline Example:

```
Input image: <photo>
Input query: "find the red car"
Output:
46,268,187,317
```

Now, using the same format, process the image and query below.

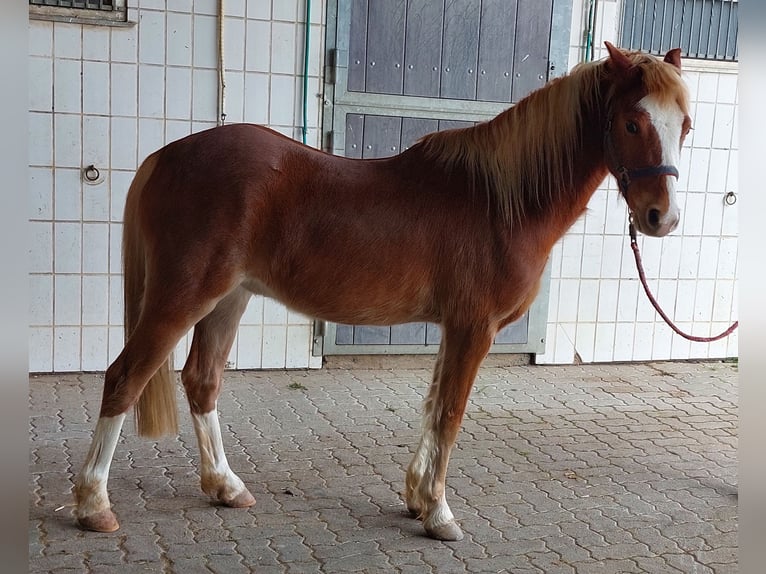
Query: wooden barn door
317,0,572,357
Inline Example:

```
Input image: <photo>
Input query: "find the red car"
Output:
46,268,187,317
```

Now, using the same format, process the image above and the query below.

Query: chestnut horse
74,43,691,541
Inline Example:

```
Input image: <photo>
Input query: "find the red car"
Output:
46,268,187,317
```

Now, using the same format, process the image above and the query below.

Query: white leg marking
192,406,249,503
407,428,436,514
407,396,439,512
75,414,126,518
409,399,457,533
424,491,455,529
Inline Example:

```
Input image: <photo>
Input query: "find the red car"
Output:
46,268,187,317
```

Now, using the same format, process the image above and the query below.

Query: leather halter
603,118,679,198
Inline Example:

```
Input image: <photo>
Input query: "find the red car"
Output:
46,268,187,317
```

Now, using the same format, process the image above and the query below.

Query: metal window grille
620,0,738,61
29,0,114,10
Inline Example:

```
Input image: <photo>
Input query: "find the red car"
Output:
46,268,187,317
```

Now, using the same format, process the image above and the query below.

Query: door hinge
312,320,326,356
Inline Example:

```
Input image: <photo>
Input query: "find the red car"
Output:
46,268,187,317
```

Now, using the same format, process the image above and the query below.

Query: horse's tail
124,152,179,438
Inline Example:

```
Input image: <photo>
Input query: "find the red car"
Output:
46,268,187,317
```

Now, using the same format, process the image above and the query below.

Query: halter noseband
615,164,679,197
604,118,679,197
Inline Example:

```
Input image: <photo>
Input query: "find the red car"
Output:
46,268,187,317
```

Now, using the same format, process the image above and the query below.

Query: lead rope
628,219,738,342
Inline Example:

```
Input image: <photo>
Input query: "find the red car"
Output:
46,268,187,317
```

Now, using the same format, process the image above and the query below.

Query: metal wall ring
84,165,100,182
724,191,737,206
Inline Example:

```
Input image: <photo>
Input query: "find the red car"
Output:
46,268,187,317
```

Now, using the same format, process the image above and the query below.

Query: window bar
678,0,687,56
687,0,696,57
642,0,652,51
659,0,668,53
724,1,735,60
698,0,710,58
30,0,113,9
649,0,657,53
667,0,678,53
708,0,717,58
715,0,725,60
628,0,638,51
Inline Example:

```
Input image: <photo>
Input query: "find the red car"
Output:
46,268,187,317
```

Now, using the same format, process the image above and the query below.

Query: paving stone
29,361,737,573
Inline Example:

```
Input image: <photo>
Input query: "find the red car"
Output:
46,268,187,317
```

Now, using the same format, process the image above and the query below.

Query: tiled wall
536,0,739,363
28,0,324,372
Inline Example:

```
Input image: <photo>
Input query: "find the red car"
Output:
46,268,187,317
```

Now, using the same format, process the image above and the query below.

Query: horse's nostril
647,208,661,229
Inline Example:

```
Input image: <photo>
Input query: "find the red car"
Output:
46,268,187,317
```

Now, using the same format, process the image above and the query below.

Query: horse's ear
604,41,633,72
663,48,682,70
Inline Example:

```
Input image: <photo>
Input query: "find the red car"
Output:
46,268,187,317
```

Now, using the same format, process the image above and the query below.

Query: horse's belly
243,260,437,326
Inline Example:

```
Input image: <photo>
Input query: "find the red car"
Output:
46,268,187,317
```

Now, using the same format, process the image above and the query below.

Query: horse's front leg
183,288,255,508
404,343,444,517
405,324,493,541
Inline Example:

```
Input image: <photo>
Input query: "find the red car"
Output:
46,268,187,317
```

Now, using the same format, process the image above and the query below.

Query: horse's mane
414,51,688,226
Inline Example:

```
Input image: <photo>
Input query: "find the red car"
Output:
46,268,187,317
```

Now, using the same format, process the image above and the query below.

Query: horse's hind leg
75,298,211,532
405,324,493,541
182,287,255,508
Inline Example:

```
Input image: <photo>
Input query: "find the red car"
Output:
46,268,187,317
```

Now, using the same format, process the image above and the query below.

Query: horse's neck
559,111,610,224
405,64,612,243
524,72,611,242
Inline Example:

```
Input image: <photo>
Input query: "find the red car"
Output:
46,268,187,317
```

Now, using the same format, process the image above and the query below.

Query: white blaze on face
637,94,684,226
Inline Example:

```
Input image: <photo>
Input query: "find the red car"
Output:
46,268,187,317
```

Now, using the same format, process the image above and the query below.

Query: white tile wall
138,11,166,65
248,0,271,21
138,65,167,117
30,20,53,57
111,63,138,117
82,61,110,115
165,66,191,119
82,116,110,173
82,26,109,62
166,12,192,67
53,59,82,113
29,275,53,326
28,1,326,373
536,0,738,364
54,114,82,167
245,20,271,72
191,67,218,121
29,222,53,274
29,167,53,220
224,18,246,71
29,327,53,372
54,168,81,221
29,57,52,112
54,223,81,274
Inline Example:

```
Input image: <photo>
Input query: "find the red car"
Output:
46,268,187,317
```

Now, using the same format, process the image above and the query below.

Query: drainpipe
584,0,599,62
218,0,226,125
302,0,312,144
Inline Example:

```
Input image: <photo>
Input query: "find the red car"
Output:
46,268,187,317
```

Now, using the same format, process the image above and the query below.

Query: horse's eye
626,122,639,134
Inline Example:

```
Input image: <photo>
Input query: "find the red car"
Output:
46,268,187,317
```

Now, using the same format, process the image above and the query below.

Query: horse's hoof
425,520,464,541
77,508,120,532
223,489,255,508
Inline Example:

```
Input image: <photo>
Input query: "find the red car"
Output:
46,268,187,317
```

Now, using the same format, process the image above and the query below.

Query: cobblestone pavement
29,359,737,573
